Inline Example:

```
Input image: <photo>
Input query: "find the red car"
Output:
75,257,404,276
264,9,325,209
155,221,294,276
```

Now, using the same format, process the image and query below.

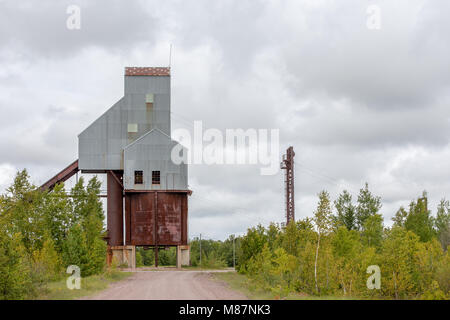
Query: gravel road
84,269,248,300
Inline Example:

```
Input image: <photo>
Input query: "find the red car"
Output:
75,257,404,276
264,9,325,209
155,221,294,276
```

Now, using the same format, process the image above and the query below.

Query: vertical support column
154,246,159,267
125,194,131,245
176,246,182,269
107,171,123,246
130,245,136,270
154,192,159,267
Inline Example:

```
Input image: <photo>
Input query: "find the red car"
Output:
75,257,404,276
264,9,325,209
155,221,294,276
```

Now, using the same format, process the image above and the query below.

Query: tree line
237,184,449,299
135,236,236,268
1,169,448,300
0,170,107,299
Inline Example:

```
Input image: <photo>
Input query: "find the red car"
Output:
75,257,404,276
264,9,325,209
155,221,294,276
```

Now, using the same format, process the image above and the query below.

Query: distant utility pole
232,235,236,270
199,233,202,267
281,146,295,225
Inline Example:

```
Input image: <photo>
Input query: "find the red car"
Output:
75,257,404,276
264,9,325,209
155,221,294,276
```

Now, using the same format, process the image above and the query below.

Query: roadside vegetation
136,246,179,267
213,272,358,300
198,184,449,300
0,170,116,299
1,170,448,300
135,236,234,269
234,185,449,300
38,270,132,300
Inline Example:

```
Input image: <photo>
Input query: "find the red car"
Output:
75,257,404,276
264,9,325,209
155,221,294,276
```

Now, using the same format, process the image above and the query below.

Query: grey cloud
282,1,450,109
0,0,157,59
1,0,449,240
288,101,450,148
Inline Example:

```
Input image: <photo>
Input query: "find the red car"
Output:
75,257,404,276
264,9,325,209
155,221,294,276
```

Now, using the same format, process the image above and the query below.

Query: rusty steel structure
40,160,79,191
281,146,295,225
106,171,124,246
41,67,191,268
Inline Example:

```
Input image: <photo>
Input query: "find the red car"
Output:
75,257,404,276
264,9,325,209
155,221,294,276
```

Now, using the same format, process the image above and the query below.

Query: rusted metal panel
125,189,192,195
126,191,188,246
40,160,79,191
129,192,155,245
157,193,182,244
107,171,123,246
182,194,188,244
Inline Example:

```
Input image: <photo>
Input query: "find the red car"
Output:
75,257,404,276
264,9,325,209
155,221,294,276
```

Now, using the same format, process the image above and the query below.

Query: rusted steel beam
125,189,192,195
107,171,124,246
47,194,107,198
40,160,79,191
80,169,107,174
108,170,124,189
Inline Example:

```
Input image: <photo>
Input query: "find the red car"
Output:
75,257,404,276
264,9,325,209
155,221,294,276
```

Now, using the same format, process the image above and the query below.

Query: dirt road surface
84,269,248,300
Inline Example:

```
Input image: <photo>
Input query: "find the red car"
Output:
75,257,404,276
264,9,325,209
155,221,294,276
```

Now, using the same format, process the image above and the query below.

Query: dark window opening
134,171,143,184
152,171,160,185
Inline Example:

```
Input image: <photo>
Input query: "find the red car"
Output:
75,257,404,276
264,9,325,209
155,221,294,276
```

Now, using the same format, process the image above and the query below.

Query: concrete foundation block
110,245,136,269
177,245,190,268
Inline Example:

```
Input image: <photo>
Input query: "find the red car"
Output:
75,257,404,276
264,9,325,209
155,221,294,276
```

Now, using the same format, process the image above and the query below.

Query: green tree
66,177,106,275
381,227,421,299
332,227,361,295
334,190,357,231
32,237,62,285
392,206,408,227
238,224,268,273
435,199,450,250
356,183,382,231
0,170,109,297
266,223,280,251
270,248,298,297
414,239,446,296
277,221,300,256
1,170,47,254
159,247,177,266
404,192,435,242
361,213,384,248
42,183,72,253
136,250,144,267
62,224,89,276
219,235,241,267
141,248,155,266
0,232,33,300
246,243,274,289
313,190,332,294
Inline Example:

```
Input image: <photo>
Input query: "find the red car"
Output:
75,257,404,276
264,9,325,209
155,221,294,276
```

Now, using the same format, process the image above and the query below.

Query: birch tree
313,190,332,294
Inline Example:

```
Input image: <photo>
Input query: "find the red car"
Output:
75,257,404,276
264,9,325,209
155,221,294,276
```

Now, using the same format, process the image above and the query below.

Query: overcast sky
1,0,449,240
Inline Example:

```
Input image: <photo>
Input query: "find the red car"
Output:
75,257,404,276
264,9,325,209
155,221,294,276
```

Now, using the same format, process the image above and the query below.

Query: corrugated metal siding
78,75,171,170
123,129,188,190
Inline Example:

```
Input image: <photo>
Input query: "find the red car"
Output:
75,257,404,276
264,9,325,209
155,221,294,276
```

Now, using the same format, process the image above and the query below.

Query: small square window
134,171,143,184
146,94,154,103
128,123,138,133
152,171,160,185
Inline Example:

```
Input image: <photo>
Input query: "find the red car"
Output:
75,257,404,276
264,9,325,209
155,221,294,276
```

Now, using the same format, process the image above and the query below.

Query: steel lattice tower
281,146,295,225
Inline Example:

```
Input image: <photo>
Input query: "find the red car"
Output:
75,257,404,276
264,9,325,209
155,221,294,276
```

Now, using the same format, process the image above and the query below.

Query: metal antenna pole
233,235,235,270
281,146,295,225
169,44,172,68
199,233,202,267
